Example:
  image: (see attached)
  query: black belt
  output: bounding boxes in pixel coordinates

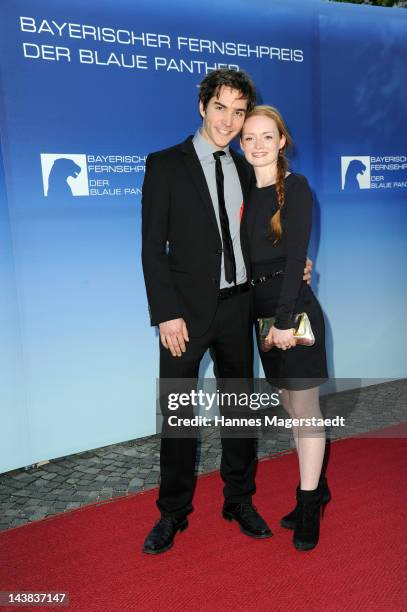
[219,281,250,300]
[250,270,284,286]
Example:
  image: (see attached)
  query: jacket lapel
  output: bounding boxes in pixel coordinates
[230,147,252,211]
[230,147,254,279]
[181,136,221,240]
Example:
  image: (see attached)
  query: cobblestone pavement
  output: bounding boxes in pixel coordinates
[0,379,406,532]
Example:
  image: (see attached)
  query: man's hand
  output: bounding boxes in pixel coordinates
[159,318,189,357]
[303,257,313,285]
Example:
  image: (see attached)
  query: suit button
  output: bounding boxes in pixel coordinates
[216,249,222,255]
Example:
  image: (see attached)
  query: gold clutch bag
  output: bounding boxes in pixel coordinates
[257,312,315,350]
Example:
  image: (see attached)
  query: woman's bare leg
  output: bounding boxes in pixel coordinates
[282,387,325,490]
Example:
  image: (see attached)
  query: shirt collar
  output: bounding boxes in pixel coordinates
[192,128,231,161]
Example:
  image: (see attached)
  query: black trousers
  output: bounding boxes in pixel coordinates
[157,290,256,519]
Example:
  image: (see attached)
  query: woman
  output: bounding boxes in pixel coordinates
[240,105,331,551]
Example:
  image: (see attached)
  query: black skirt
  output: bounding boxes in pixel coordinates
[253,279,328,390]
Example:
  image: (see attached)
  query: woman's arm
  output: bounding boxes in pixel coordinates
[274,175,313,330]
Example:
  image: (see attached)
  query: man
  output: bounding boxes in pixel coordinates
[141,69,310,554]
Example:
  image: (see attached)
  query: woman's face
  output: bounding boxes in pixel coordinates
[240,115,286,168]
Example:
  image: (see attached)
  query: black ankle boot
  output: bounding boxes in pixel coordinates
[293,486,329,551]
[280,474,330,530]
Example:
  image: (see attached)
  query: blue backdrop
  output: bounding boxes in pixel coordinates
[1,0,406,472]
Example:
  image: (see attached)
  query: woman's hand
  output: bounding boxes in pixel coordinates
[265,326,296,351]
[303,257,313,285]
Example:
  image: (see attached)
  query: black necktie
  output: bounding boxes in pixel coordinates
[213,151,237,285]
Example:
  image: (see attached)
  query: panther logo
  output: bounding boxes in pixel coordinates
[344,159,367,191]
[47,158,82,197]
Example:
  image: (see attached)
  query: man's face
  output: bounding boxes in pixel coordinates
[199,86,248,149]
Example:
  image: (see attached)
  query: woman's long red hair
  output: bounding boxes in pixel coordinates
[245,105,293,243]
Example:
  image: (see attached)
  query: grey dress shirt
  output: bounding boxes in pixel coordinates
[192,129,247,289]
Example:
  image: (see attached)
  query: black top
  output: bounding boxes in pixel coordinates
[247,173,312,329]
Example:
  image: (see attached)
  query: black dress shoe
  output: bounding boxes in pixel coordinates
[142,516,188,554]
[222,503,272,539]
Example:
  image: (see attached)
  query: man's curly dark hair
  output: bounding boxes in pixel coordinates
[198,69,257,113]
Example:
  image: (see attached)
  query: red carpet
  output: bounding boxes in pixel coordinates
[1,426,407,611]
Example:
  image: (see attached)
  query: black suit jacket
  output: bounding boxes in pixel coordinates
[141,135,253,337]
